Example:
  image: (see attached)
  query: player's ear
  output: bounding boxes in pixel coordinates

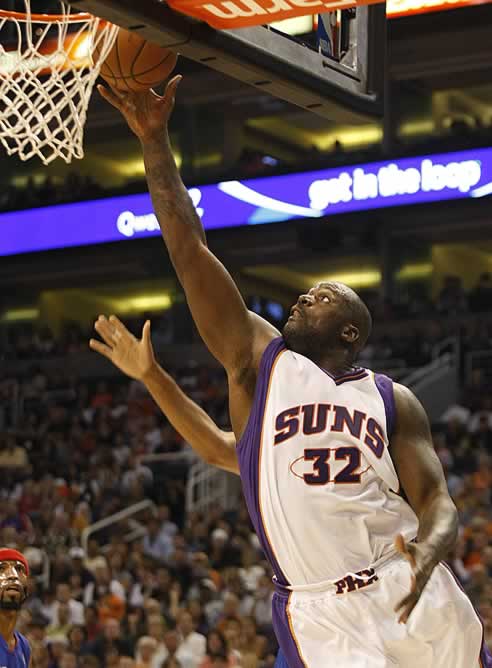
[341,324,359,345]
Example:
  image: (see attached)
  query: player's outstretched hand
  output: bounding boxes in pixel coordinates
[90,315,156,381]
[393,533,437,624]
[97,75,182,143]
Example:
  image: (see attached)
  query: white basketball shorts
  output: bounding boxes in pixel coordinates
[272,552,491,667]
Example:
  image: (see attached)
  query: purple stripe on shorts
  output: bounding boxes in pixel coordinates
[272,590,307,668]
[374,373,396,437]
[441,562,492,667]
[237,336,289,586]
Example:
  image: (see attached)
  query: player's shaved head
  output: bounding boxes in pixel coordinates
[322,282,372,355]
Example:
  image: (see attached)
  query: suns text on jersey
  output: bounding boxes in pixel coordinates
[273,403,385,458]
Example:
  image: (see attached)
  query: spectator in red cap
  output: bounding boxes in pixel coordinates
[0,547,31,666]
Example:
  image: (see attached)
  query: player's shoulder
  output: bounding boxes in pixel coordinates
[392,382,423,408]
[391,382,431,435]
[356,369,394,397]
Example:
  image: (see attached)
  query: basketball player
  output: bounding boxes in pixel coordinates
[0,548,31,666]
[97,78,491,667]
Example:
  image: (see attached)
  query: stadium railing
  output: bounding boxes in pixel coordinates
[186,460,242,516]
[81,499,156,555]
[404,348,459,422]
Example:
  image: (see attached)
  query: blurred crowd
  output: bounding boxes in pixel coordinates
[357,274,492,368]
[3,274,492,373]
[0,313,181,363]
[1,359,274,668]
[1,122,491,214]
[435,367,492,644]
[0,347,489,668]
[0,175,104,213]
[0,324,491,668]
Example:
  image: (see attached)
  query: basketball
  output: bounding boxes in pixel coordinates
[96,28,178,93]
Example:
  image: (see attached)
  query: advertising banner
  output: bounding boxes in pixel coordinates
[1,147,490,257]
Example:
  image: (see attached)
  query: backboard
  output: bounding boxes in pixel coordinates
[68,0,386,122]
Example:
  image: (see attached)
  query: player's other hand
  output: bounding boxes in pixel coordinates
[97,75,181,143]
[90,315,156,381]
[393,533,437,624]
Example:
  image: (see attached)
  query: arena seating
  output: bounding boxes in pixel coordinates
[1,301,491,667]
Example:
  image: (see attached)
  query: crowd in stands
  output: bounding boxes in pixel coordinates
[436,367,492,645]
[1,357,274,668]
[0,175,104,213]
[1,121,490,213]
[1,273,492,667]
[0,314,177,364]
[0,317,490,667]
[3,274,492,373]
[359,274,492,368]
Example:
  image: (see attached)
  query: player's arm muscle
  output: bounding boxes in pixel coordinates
[99,81,277,375]
[142,137,278,375]
[143,364,239,474]
[391,384,458,560]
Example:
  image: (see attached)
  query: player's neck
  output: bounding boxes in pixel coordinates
[313,350,356,376]
[0,611,18,650]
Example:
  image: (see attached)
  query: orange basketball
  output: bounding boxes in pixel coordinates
[96,28,178,92]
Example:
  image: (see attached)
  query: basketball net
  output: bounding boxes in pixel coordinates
[0,1,118,165]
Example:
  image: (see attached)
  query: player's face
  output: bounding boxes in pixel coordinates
[282,283,349,358]
[0,560,28,611]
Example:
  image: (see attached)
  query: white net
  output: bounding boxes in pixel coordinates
[0,1,118,164]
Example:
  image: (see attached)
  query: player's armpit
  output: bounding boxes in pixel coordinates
[391,384,458,558]
[176,242,279,378]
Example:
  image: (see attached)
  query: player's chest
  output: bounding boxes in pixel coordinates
[262,384,387,489]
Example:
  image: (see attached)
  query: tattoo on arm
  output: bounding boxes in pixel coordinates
[142,137,207,252]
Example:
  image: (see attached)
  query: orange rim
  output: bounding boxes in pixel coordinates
[0,8,97,23]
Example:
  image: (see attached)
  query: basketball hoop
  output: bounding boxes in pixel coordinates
[0,1,118,164]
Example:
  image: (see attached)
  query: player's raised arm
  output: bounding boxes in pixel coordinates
[390,384,458,624]
[98,79,278,379]
[90,316,239,474]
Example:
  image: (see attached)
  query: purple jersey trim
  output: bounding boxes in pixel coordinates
[272,590,307,668]
[374,373,396,437]
[333,369,368,385]
[237,336,289,586]
[321,366,369,385]
[273,650,289,668]
[441,562,492,667]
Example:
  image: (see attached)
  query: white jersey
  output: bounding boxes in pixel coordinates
[237,337,419,587]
